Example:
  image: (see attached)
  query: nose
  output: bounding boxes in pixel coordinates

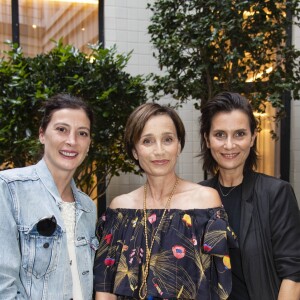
[153,142,165,155]
[66,132,76,146]
[223,137,235,149]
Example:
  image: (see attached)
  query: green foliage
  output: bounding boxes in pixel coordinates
[0,39,148,198]
[147,0,300,116]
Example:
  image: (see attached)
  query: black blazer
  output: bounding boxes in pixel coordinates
[200,171,300,300]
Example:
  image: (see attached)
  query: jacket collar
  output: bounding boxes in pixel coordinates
[239,170,257,248]
[35,159,91,212]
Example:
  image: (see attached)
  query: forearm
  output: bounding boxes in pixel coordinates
[0,181,20,299]
[278,279,300,300]
[95,291,117,300]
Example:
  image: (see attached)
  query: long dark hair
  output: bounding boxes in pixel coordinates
[199,92,258,175]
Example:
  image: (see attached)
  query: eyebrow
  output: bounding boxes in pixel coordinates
[212,128,248,132]
[140,132,176,137]
[54,122,90,132]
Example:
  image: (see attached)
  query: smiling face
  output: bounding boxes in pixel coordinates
[39,108,91,177]
[205,110,256,175]
[133,114,181,177]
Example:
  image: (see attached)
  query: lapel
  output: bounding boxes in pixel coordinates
[239,171,257,249]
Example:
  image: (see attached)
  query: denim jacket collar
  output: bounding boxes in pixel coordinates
[36,159,91,213]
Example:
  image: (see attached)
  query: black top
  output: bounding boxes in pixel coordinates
[218,183,250,300]
[200,171,300,300]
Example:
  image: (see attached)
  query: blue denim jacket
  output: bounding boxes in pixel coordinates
[0,159,99,300]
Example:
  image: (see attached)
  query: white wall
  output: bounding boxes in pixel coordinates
[105,0,300,206]
[105,0,205,203]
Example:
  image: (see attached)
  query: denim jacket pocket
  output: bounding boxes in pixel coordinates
[19,221,63,279]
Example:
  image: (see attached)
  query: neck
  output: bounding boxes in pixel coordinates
[145,174,178,207]
[43,158,75,202]
[218,170,243,187]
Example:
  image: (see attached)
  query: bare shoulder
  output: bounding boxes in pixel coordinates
[109,187,143,209]
[175,180,221,209]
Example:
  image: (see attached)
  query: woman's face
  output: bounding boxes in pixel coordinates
[205,110,256,174]
[39,108,91,176]
[133,114,181,177]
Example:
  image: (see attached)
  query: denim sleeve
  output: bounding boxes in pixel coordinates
[0,178,23,299]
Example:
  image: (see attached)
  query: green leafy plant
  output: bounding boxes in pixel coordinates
[147,0,300,116]
[0,39,148,199]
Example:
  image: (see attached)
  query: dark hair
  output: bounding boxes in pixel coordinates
[124,103,185,168]
[40,94,93,132]
[199,92,258,175]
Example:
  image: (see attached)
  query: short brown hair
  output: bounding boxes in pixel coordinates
[124,103,185,166]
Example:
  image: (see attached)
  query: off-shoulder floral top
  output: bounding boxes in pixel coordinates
[94,207,237,300]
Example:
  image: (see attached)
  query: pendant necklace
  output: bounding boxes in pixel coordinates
[138,177,180,300]
[218,179,238,197]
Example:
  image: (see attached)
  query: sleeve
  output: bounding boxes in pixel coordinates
[202,208,238,298]
[93,210,119,293]
[0,179,23,299]
[269,181,300,281]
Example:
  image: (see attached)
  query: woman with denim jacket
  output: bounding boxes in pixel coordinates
[199,92,300,300]
[0,94,98,299]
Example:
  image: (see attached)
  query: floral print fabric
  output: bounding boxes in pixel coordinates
[94,207,237,300]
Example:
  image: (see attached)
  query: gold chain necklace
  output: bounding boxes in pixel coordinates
[139,177,179,300]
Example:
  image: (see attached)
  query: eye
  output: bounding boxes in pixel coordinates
[79,131,90,137]
[235,130,246,138]
[56,126,67,133]
[163,136,174,144]
[142,138,154,145]
[215,131,226,139]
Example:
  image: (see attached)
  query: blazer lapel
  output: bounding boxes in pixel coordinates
[239,171,257,249]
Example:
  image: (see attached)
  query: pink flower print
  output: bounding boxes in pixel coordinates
[148,213,157,224]
[172,245,186,259]
[191,235,197,246]
[130,249,136,257]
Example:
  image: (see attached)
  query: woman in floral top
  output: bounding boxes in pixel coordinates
[94,103,237,299]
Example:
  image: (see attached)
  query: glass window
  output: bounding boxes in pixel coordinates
[1,0,99,57]
[0,0,12,53]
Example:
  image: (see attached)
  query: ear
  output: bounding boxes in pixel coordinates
[39,128,45,144]
[204,133,210,148]
[250,130,257,147]
[177,142,181,157]
[132,149,138,160]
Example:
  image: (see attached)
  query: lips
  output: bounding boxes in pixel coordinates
[59,150,78,157]
[221,153,239,159]
[152,160,169,165]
